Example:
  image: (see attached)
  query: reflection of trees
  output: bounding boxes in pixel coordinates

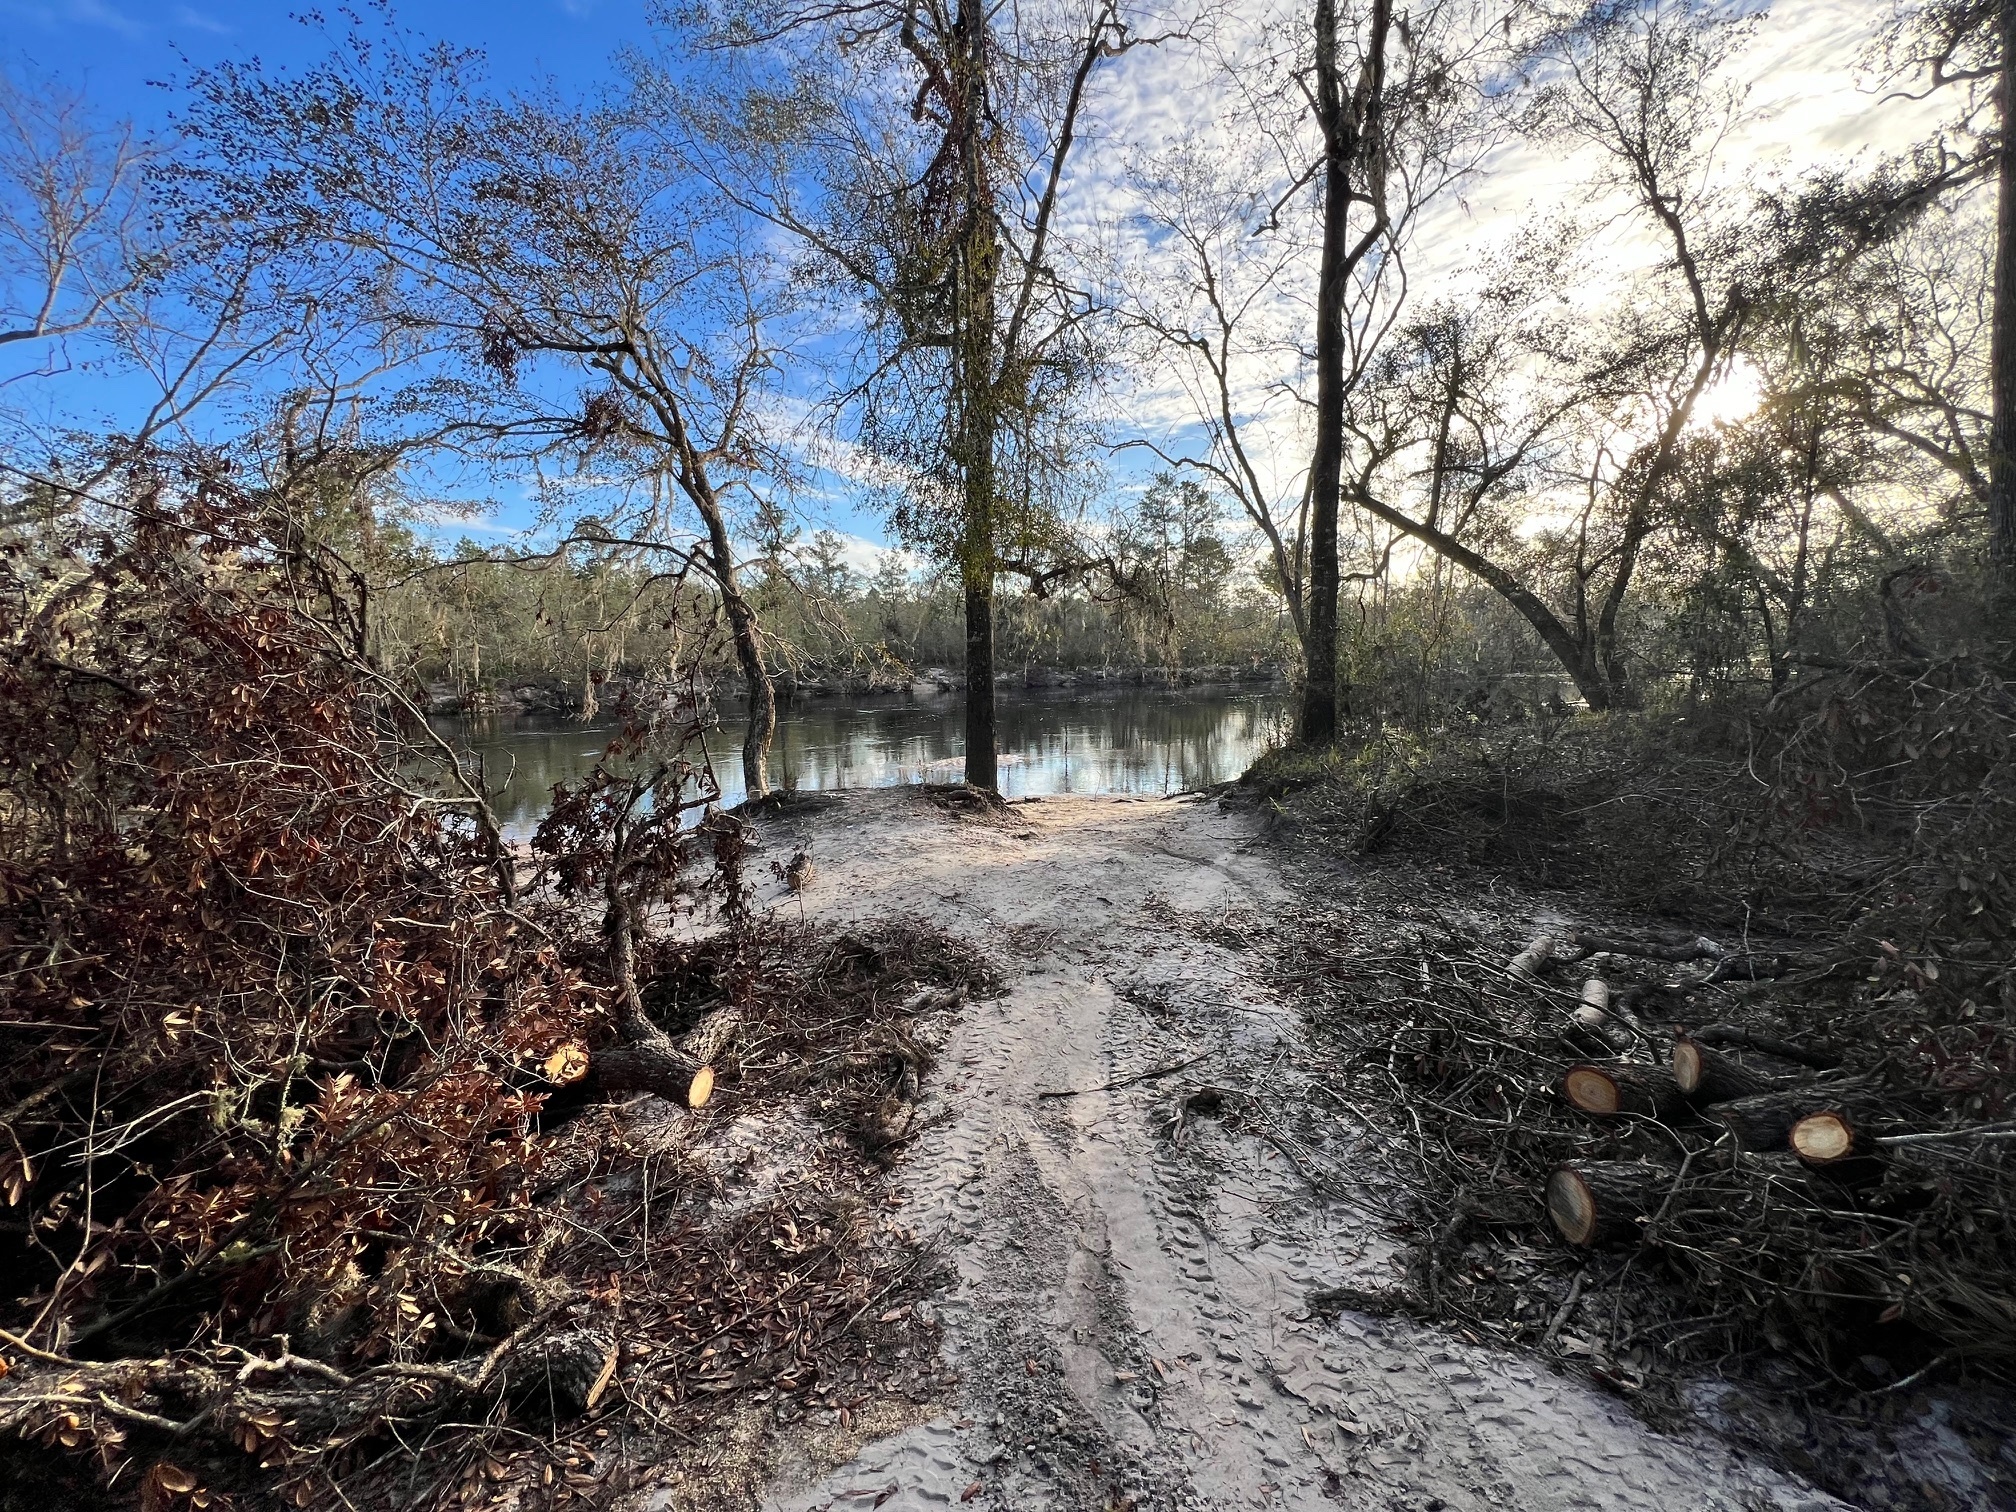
[454,691,1290,819]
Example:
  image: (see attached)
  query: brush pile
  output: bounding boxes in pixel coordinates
[0,470,991,1509]
[1261,650,2016,1397]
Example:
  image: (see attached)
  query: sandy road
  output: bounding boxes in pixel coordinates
[741,788,1842,1512]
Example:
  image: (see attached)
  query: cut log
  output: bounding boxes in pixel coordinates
[1572,931,1722,963]
[1507,934,1555,981]
[1546,1160,1672,1246]
[1559,1063,1689,1121]
[680,1005,741,1068]
[1691,1023,1841,1071]
[1561,979,1636,1057]
[591,1004,740,1104]
[1672,1035,1771,1103]
[1706,1082,1883,1152]
[1790,1112,1862,1169]
[590,1037,702,1098]
[687,1064,716,1109]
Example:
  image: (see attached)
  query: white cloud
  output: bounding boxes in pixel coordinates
[170,6,231,35]
[1069,0,1953,515]
[0,0,146,36]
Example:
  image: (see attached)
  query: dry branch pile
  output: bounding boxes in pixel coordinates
[1271,906,2015,1398]
[1252,654,2016,1407]
[0,473,991,1509]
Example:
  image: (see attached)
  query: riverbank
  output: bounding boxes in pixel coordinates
[619,786,2007,1512]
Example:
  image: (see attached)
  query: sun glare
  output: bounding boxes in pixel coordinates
[1691,358,1765,430]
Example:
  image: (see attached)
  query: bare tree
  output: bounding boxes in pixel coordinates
[1117,136,1318,648]
[1296,0,1397,741]
[0,71,158,366]
[1112,0,1495,739]
[176,39,789,797]
[1876,0,2014,597]
[1,72,298,515]
[1304,1,1753,710]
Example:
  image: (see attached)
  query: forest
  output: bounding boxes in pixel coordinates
[2,0,2013,1507]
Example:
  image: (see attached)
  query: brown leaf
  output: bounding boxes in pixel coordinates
[962,1483,983,1502]
[584,1343,620,1412]
[544,1042,591,1085]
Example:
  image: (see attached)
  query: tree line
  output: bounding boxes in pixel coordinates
[3,0,2009,798]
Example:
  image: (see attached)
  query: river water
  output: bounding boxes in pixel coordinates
[434,683,1290,837]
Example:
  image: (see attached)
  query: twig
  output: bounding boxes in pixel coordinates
[1875,1124,2016,1147]
[1542,1271,1587,1346]
[1876,1350,1953,1395]
[1036,1050,1215,1098]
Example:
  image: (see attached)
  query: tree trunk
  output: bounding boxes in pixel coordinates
[963,559,998,791]
[1546,1160,1670,1247]
[688,483,773,800]
[1992,0,2016,600]
[730,593,776,801]
[1559,1063,1689,1122]
[1706,1082,1886,1153]
[1297,0,1356,747]
[1352,490,1613,710]
[954,0,1002,792]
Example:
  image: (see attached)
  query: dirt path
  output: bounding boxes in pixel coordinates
[740,789,1843,1512]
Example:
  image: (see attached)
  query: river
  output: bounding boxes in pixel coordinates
[433,683,1290,837]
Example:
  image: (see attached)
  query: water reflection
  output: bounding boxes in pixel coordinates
[436,685,1290,837]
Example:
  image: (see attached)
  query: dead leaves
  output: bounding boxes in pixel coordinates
[544,1042,592,1085]
[141,1461,212,1511]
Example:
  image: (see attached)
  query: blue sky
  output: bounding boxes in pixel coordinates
[4,1,643,118]
[4,0,936,568]
[1,0,1963,572]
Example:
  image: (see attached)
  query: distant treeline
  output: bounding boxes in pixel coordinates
[373,478,1302,705]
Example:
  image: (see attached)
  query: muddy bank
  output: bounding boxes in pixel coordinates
[624,786,1979,1512]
